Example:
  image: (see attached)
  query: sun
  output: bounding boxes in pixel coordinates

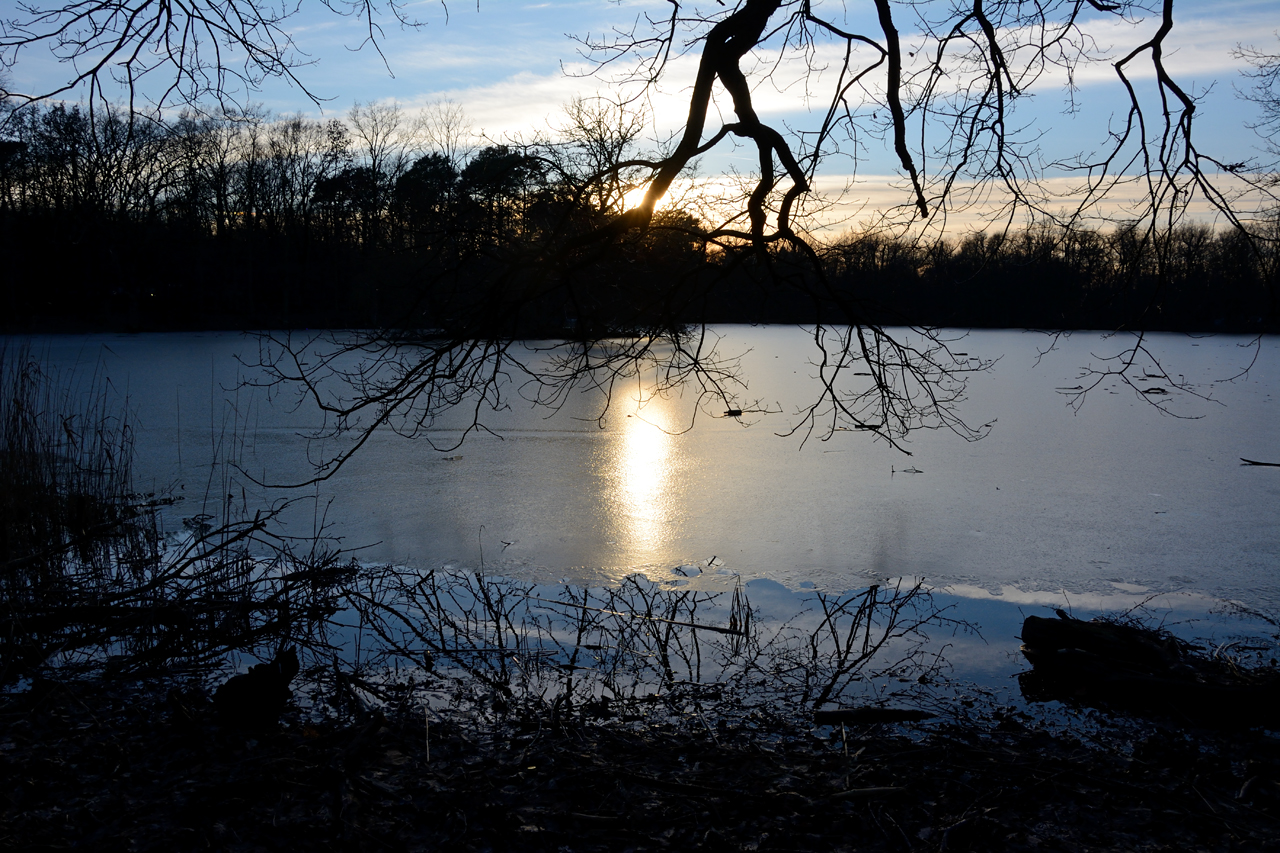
[622,184,669,211]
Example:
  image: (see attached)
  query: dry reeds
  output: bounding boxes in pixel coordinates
[0,344,352,684]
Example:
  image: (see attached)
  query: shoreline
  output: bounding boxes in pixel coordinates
[4,667,1278,851]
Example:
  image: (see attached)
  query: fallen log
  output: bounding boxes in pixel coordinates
[1018,612,1280,727]
[814,707,936,726]
[1020,612,1190,670]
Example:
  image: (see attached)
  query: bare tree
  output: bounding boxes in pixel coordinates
[3,1,1271,483]
[554,96,650,215]
[1236,35,1280,161]
[415,98,474,171]
[0,1,429,115]
[349,99,421,181]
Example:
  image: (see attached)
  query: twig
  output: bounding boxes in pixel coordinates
[830,786,908,799]
[525,596,746,635]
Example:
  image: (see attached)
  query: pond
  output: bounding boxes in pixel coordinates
[22,327,1280,681]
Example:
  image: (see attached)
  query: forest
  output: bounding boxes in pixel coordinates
[2,101,1276,335]
[3,3,1280,848]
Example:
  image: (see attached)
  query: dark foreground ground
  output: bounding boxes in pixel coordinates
[2,677,1277,852]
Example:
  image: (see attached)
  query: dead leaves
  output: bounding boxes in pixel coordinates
[2,677,1277,851]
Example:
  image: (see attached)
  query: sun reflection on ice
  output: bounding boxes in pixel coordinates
[606,388,683,557]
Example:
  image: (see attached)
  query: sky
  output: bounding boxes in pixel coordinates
[6,0,1278,230]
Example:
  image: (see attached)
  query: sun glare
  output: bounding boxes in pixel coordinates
[605,389,681,556]
[622,185,669,211]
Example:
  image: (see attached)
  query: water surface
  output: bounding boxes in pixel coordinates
[26,328,1280,627]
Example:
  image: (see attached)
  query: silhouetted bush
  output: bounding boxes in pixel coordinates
[0,346,353,684]
[0,100,1275,334]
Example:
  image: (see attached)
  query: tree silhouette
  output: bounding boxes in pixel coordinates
[1236,35,1280,160]
[459,145,544,244]
[3,1,1275,481]
[394,152,458,251]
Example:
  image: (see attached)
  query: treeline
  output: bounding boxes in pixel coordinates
[814,222,1278,332]
[0,100,1275,334]
[0,99,705,332]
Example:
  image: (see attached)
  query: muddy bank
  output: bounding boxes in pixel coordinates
[3,675,1278,852]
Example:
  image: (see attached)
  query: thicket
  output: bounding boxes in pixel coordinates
[0,101,1276,334]
[0,344,352,685]
[817,222,1279,332]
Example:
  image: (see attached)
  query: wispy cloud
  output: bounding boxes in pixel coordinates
[804,172,1273,234]
[391,2,1271,143]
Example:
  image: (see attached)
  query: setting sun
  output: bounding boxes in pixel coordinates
[622,184,670,212]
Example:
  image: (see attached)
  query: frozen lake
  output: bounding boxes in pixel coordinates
[22,327,1280,677]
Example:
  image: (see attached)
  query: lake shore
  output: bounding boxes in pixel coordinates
[3,671,1278,852]
[5,330,1278,850]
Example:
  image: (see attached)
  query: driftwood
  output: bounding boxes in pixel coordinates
[814,707,936,726]
[525,595,747,635]
[1019,612,1280,727]
[1021,611,1189,669]
[830,786,909,799]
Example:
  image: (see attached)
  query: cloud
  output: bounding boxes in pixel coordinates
[1025,12,1263,89]
[339,0,1268,216]
[324,0,1272,141]
[732,9,1266,113]
[802,172,1274,233]
[408,66,598,139]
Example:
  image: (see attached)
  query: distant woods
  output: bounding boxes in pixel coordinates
[0,100,1276,335]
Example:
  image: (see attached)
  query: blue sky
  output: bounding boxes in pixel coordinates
[252,1,1277,163]
[8,0,1278,227]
